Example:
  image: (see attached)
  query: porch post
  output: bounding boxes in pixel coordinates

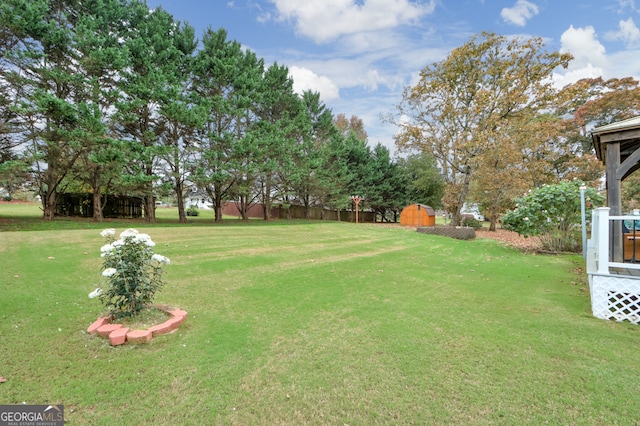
[606,143,623,261]
[595,207,610,274]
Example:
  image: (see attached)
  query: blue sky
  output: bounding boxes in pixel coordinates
[144,0,640,154]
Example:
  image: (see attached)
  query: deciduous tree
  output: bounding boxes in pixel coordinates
[554,76,640,183]
[335,113,367,141]
[395,32,572,226]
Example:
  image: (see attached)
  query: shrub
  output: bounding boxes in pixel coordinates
[90,228,170,319]
[461,216,482,229]
[186,206,199,216]
[501,181,604,253]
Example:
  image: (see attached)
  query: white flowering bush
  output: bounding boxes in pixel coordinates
[91,228,170,319]
[502,181,604,252]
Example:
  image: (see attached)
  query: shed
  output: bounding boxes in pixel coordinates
[400,204,435,227]
[55,193,143,218]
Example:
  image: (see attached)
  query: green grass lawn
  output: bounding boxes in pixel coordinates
[1,204,639,424]
[0,202,238,232]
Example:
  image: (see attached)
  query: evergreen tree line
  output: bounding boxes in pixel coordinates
[0,0,444,222]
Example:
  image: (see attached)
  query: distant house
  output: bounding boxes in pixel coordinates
[461,203,484,221]
[185,189,212,210]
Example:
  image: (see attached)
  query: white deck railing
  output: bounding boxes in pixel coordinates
[590,207,640,273]
[588,207,640,324]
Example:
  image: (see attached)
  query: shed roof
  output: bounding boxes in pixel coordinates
[406,203,435,215]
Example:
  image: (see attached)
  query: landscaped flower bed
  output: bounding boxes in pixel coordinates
[86,228,184,345]
[87,305,188,346]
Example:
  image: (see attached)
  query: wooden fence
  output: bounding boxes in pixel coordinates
[221,202,375,222]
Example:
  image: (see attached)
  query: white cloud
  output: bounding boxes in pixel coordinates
[604,48,640,81]
[553,23,640,88]
[615,0,637,12]
[363,69,383,91]
[287,55,405,94]
[341,29,404,54]
[560,25,607,70]
[267,0,436,43]
[551,63,604,89]
[605,18,640,47]
[288,66,340,101]
[500,0,539,27]
[256,11,272,23]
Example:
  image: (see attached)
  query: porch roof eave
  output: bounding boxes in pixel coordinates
[591,115,640,162]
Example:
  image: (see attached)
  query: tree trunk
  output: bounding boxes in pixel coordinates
[90,167,106,221]
[238,197,249,221]
[143,194,156,222]
[304,195,310,219]
[451,172,472,226]
[42,190,57,221]
[205,187,223,222]
[214,190,223,222]
[487,198,500,231]
[263,177,272,221]
[92,192,104,222]
[214,205,221,222]
[143,161,156,222]
[175,180,187,223]
[283,195,292,220]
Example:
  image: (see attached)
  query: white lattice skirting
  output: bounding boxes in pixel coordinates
[589,274,640,324]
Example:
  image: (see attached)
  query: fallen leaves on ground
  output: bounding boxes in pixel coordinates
[369,223,542,251]
[476,228,541,251]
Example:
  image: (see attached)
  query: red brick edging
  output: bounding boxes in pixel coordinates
[87,306,187,346]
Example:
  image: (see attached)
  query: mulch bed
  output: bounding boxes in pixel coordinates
[369,222,542,252]
[475,228,542,251]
